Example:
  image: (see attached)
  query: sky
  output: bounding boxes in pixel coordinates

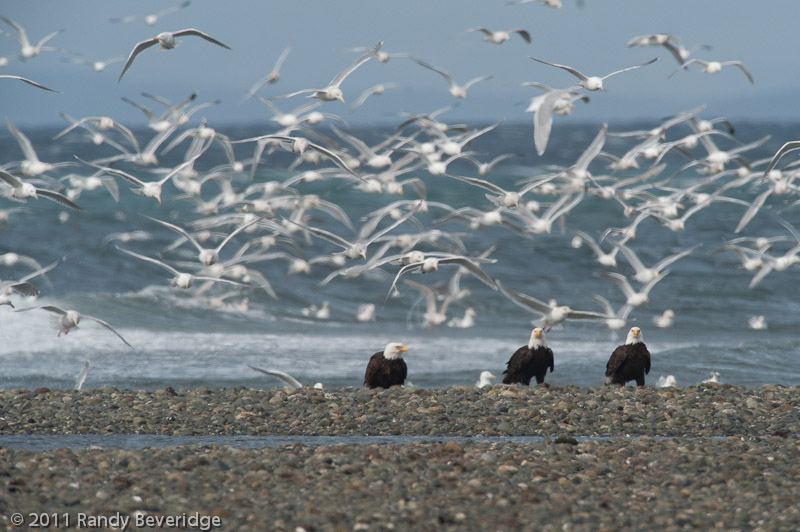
[1,0,799,127]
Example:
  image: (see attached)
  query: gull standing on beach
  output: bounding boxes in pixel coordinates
[476,371,496,388]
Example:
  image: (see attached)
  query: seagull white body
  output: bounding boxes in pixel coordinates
[748,315,767,330]
[357,303,376,322]
[654,309,675,328]
[656,375,677,388]
[469,27,531,45]
[448,307,476,329]
[476,371,496,388]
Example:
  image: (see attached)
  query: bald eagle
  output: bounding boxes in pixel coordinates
[364,342,408,389]
[503,327,554,385]
[605,326,650,386]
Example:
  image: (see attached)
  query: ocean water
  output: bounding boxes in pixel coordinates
[1,122,799,390]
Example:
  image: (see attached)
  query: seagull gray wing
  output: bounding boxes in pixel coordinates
[0,75,58,92]
[463,75,492,90]
[84,315,134,349]
[215,217,264,253]
[468,27,494,37]
[6,120,38,162]
[438,257,496,288]
[116,246,181,276]
[575,123,607,170]
[0,16,27,46]
[496,280,550,314]
[735,189,772,234]
[329,41,380,87]
[448,174,507,195]
[36,188,83,210]
[193,276,248,287]
[147,216,204,253]
[513,29,532,43]
[76,158,146,187]
[156,0,191,18]
[14,304,67,316]
[722,61,754,84]
[248,365,303,390]
[530,57,588,81]
[764,141,800,177]
[565,308,612,320]
[533,89,569,156]
[285,219,354,250]
[0,169,23,188]
[412,58,454,84]
[306,140,361,177]
[172,28,231,49]
[75,360,90,391]
[602,57,658,80]
[403,279,437,314]
[118,37,160,81]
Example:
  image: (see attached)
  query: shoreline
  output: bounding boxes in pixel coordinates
[2,437,798,530]
[1,386,798,529]
[0,384,796,437]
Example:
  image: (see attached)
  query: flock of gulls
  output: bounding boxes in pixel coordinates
[0,1,795,391]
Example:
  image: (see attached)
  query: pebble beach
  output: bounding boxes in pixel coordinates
[0,385,798,530]
[0,385,796,436]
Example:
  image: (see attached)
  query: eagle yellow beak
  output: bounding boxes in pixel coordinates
[399,344,409,353]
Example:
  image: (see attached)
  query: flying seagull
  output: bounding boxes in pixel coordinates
[118,28,231,81]
[530,56,658,91]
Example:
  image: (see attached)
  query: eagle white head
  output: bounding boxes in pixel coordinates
[383,342,409,360]
[626,326,643,345]
[528,327,546,349]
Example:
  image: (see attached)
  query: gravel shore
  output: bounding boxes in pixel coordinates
[0,385,796,436]
[2,386,797,530]
[1,437,798,530]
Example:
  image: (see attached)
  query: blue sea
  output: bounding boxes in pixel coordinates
[1,122,799,390]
